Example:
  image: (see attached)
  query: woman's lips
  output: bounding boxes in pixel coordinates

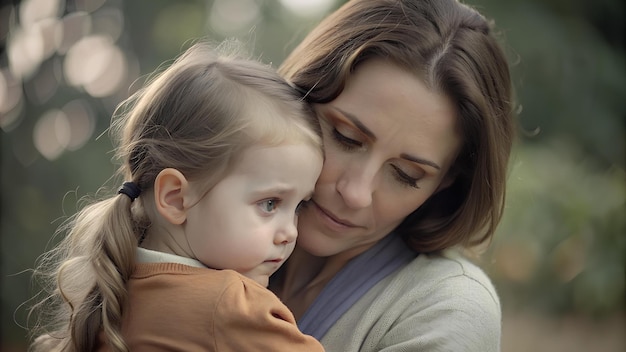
[312,201,360,229]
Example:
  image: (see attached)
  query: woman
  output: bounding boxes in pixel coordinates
[270,0,515,351]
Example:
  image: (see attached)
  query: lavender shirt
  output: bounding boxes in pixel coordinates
[298,234,417,339]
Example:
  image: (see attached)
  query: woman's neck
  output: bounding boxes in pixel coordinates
[275,244,373,320]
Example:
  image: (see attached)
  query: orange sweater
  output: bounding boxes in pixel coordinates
[96,262,323,351]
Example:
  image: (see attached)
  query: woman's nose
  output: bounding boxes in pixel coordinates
[336,164,376,209]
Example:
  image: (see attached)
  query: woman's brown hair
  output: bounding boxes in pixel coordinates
[280,0,515,253]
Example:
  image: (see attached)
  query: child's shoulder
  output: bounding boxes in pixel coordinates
[131,263,272,298]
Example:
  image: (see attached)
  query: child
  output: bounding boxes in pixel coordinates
[28,41,324,352]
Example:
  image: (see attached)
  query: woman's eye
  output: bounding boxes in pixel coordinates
[332,128,362,150]
[258,199,279,213]
[390,165,421,189]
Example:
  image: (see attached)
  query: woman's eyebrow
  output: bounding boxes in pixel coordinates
[400,153,441,170]
[332,106,440,170]
[332,107,377,141]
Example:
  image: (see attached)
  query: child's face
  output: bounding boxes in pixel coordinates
[183,143,323,287]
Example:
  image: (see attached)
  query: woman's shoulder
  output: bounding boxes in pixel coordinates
[396,249,499,302]
[412,249,496,288]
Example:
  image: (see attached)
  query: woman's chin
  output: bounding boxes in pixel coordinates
[296,227,342,257]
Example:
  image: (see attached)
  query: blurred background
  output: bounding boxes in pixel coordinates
[0,0,623,351]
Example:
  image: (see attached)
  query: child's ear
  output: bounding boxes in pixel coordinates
[154,168,190,225]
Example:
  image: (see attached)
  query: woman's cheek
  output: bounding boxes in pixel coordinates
[319,145,345,183]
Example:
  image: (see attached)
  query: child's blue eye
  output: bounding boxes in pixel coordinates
[259,199,279,213]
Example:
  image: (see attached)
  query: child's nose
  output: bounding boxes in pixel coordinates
[275,218,298,245]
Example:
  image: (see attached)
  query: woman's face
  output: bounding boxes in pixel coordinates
[296,59,462,258]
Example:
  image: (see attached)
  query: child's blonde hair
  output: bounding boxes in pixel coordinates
[28,40,322,352]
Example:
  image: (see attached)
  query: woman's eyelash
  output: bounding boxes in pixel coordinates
[332,129,362,149]
[328,122,421,189]
[390,165,420,189]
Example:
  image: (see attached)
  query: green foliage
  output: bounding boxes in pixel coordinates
[488,139,625,316]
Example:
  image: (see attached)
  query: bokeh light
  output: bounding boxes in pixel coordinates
[63,35,128,97]
[551,236,588,283]
[0,68,24,131]
[33,108,71,160]
[279,0,335,17]
[18,0,63,27]
[209,0,260,35]
[56,11,93,55]
[61,99,96,151]
[7,25,46,79]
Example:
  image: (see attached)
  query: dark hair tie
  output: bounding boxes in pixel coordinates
[118,182,141,201]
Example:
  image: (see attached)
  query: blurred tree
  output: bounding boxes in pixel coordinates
[487,140,625,316]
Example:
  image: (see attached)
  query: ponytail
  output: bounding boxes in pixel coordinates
[30,190,141,352]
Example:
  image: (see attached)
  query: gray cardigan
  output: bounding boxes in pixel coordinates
[304,237,501,352]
